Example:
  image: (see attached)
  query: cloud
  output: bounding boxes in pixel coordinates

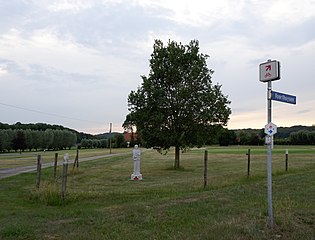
[1,0,315,133]
[264,0,315,25]
[135,0,248,27]
[45,0,95,13]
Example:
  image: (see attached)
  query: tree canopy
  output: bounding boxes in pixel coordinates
[124,39,231,168]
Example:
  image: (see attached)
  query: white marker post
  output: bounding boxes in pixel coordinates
[62,153,69,200]
[260,59,280,228]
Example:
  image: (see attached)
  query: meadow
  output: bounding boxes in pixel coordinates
[0,146,314,239]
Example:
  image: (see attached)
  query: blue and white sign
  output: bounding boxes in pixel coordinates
[265,122,277,136]
[271,91,296,105]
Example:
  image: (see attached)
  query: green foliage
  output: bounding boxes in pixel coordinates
[80,133,126,149]
[0,121,94,144]
[218,128,237,146]
[276,125,315,138]
[234,126,315,146]
[290,130,315,145]
[114,134,126,148]
[124,39,231,167]
[0,129,77,152]
[11,130,27,153]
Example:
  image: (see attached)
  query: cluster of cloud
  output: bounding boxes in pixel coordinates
[1,0,314,133]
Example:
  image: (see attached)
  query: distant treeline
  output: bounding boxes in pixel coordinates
[0,129,77,152]
[80,134,126,149]
[0,122,94,143]
[0,122,126,152]
[232,125,315,146]
[1,122,315,151]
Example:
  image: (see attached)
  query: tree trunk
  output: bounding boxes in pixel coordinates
[174,146,180,169]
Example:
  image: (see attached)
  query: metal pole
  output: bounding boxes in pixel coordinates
[267,80,274,228]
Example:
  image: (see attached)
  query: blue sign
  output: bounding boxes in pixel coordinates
[271,91,296,105]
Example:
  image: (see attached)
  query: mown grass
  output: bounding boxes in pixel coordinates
[0,146,314,239]
[0,148,131,169]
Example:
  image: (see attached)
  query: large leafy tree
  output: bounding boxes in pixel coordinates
[124,39,231,168]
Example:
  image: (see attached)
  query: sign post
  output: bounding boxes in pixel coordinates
[266,80,274,228]
[260,59,296,228]
[260,59,280,228]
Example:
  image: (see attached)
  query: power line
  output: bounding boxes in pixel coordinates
[0,102,105,124]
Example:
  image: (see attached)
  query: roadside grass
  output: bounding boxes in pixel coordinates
[0,148,131,169]
[0,146,314,239]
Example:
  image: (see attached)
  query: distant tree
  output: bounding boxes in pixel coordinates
[124,39,231,168]
[11,130,27,153]
[290,130,315,145]
[0,130,7,151]
[43,129,54,149]
[25,129,33,151]
[248,132,261,145]
[4,129,14,152]
[0,123,10,130]
[80,138,88,149]
[308,132,315,145]
[87,139,93,148]
[218,128,237,146]
[65,131,77,149]
[92,139,100,148]
[114,134,125,148]
[32,130,42,151]
[100,139,107,148]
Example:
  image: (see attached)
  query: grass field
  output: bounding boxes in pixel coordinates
[0,146,314,239]
[0,148,131,169]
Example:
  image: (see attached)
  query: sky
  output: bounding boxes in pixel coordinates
[1,0,315,134]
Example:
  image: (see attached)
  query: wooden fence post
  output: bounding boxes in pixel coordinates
[54,153,58,180]
[73,148,79,169]
[61,154,69,200]
[204,150,208,189]
[285,149,289,172]
[36,155,42,189]
[246,149,251,177]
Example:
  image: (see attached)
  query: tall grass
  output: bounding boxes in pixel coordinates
[0,146,314,239]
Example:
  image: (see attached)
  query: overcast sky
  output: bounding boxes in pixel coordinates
[1,0,315,134]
